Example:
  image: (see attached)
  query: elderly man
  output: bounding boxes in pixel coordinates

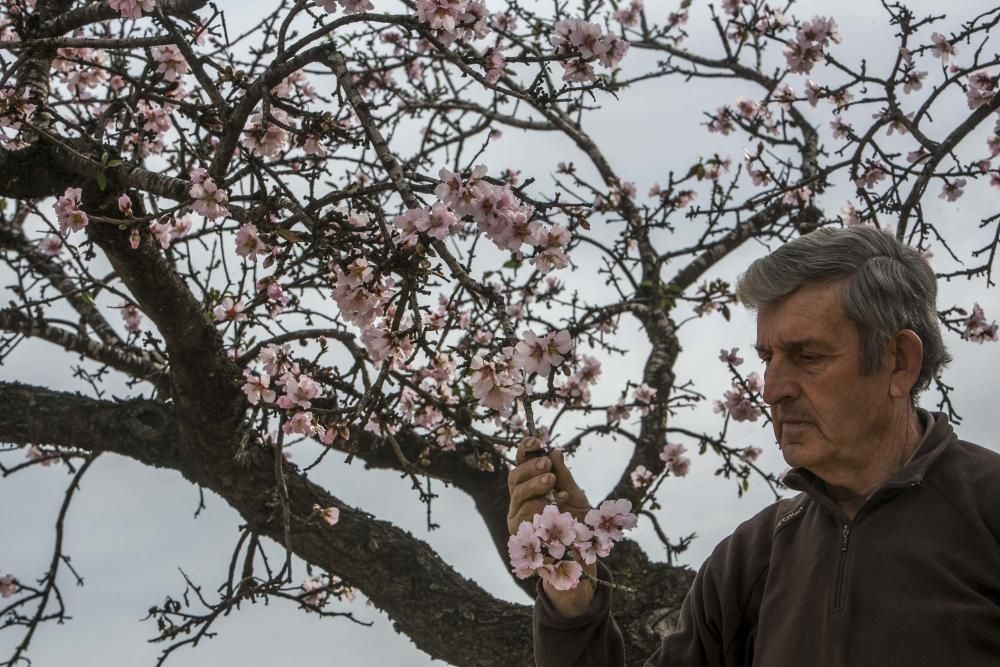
[507,226,1000,666]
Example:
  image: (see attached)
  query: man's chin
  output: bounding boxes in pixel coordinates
[778,440,810,468]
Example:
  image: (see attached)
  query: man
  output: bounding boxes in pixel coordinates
[507,226,1000,666]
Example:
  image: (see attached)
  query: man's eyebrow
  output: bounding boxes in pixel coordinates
[753,338,834,355]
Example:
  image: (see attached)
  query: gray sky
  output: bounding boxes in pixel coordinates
[2,1,999,665]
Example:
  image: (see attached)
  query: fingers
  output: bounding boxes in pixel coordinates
[508,469,557,510]
[507,453,556,534]
[507,453,550,493]
[514,436,544,466]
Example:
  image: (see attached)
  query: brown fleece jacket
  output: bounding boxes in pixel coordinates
[533,412,1000,666]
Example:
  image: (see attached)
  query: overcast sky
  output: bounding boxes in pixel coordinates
[2,1,1000,665]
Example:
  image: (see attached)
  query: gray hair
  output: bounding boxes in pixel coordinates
[735,225,950,399]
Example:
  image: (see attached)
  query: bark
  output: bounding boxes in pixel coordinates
[0,381,695,667]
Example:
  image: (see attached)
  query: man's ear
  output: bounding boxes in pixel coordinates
[888,329,923,398]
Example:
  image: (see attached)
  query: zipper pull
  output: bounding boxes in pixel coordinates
[840,524,851,552]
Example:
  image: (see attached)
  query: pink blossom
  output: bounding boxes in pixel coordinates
[37,234,63,256]
[116,194,133,216]
[341,0,374,14]
[468,355,524,413]
[615,0,643,27]
[415,202,462,240]
[719,347,743,366]
[303,134,327,157]
[235,223,270,259]
[259,343,291,376]
[584,499,637,542]
[148,219,174,249]
[120,301,142,333]
[107,0,156,19]
[930,32,956,63]
[301,575,329,607]
[741,446,763,463]
[0,86,36,137]
[533,504,578,559]
[361,325,414,366]
[242,369,276,405]
[314,504,341,526]
[538,559,583,591]
[830,117,853,140]
[213,296,247,322]
[630,465,654,488]
[415,0,467,33]
[54,187,88,234]
[719,385,762,422]
[0,575,16,598]
[189,168,229,220]
[607,402,630,425]
[633,383,657,408]
[854,162,887,190]
[392,208,429,247]
[331,269,393,327]
[507,521,544,578]
[242,110,289,158]
[782,186,813,206]
[939,179,966,202]
[151,44,188,82]
[512,329,572,377]
[435,165,487,216]
[277,374,323,409]
[27,445,56,467]
[962,303,998,344]
[282,410,316,436]
[530,224,570,273]
[902,70,926,94]
[484,47,506,84]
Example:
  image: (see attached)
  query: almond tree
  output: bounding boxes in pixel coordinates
[1,1,998,665]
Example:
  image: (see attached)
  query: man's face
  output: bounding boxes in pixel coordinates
[755,282,894,478]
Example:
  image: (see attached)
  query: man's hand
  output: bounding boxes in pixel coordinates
[507,437,597,617]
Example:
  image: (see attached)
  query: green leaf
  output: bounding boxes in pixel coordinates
[97,172,107,191]
[502,258,521,270]
[106,159,124,168]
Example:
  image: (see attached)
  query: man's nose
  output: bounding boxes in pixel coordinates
[761,359,797,406]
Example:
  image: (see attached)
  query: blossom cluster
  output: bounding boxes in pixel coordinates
[148,214,192,250]
[0,86,35,149]
[420,165,570,272]
[241,344,350,446]
[414,0,490,45]
[962,303,999,344]
[507,500,637,590]
[107,0,156,20]
[316,0,374,16]
[551,18,629,83]
[189,167,229,220]
[714,372,764,422]
[783,16,840,75]
[242,109,290,158]
[660,442,692,477]
[151,44,189,82]
[554,354,602,407]
[0,574,16,598]
[54,187,88,234]
[330,258,396,328]
[235,223,272,260]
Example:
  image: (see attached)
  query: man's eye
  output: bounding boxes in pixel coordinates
[797,353,820,363]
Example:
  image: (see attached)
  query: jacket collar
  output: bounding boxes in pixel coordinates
[782,410,955,511]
